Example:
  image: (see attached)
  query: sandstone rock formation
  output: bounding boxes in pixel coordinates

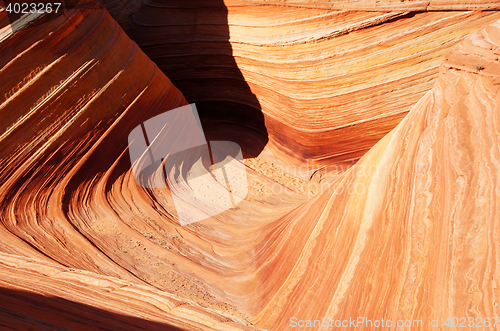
[100,0,141,31]
[0,253,261,330]
[129,1,500,173]
[249,21,500,329]
[1,1,500,331]
[225,0,500,11]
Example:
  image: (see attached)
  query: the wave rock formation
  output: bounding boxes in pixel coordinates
[1,1,500,330]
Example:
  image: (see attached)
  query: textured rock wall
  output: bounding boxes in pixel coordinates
[0,252,261,330]
[225,0,500,11]
[129,1,500,171]
[1,2,500,331]
[0,4,186,272]
[248,21,500,328]
[0,4,270,329]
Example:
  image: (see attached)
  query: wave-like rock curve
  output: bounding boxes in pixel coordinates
[1,2,500,331]
[250,20,500,329]
[129,1,500,170]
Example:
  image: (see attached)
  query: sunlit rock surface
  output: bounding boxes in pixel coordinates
[129,1,500,170]
[1,1,500,331]
[0,253,261,330]
[250,21,500,329]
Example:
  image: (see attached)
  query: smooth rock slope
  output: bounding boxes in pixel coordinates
[1,2,500,331]
[129,1,500,171]
[248,20,500,329]
[0,4,261,330]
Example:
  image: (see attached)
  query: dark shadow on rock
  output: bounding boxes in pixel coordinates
[0,287,186,331]
[128,0,268,158]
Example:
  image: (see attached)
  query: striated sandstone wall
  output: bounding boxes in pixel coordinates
[247,20,500,328]
[129,1,500,172]
[1,2,500,331]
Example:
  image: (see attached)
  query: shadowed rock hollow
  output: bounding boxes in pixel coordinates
[1,1,500,330]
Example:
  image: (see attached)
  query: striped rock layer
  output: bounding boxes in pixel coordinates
[129,1,500,172]
[0,4,261,330]
[1,2,500,331]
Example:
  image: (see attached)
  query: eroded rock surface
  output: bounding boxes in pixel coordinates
[1,2,500,331]
[129,1,500,170]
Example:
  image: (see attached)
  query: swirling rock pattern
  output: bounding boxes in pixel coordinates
[1,2,500,331]
[249,21,500,329]
[0,252,261,330]
[129,1,500,171]
[0,3,302,329]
